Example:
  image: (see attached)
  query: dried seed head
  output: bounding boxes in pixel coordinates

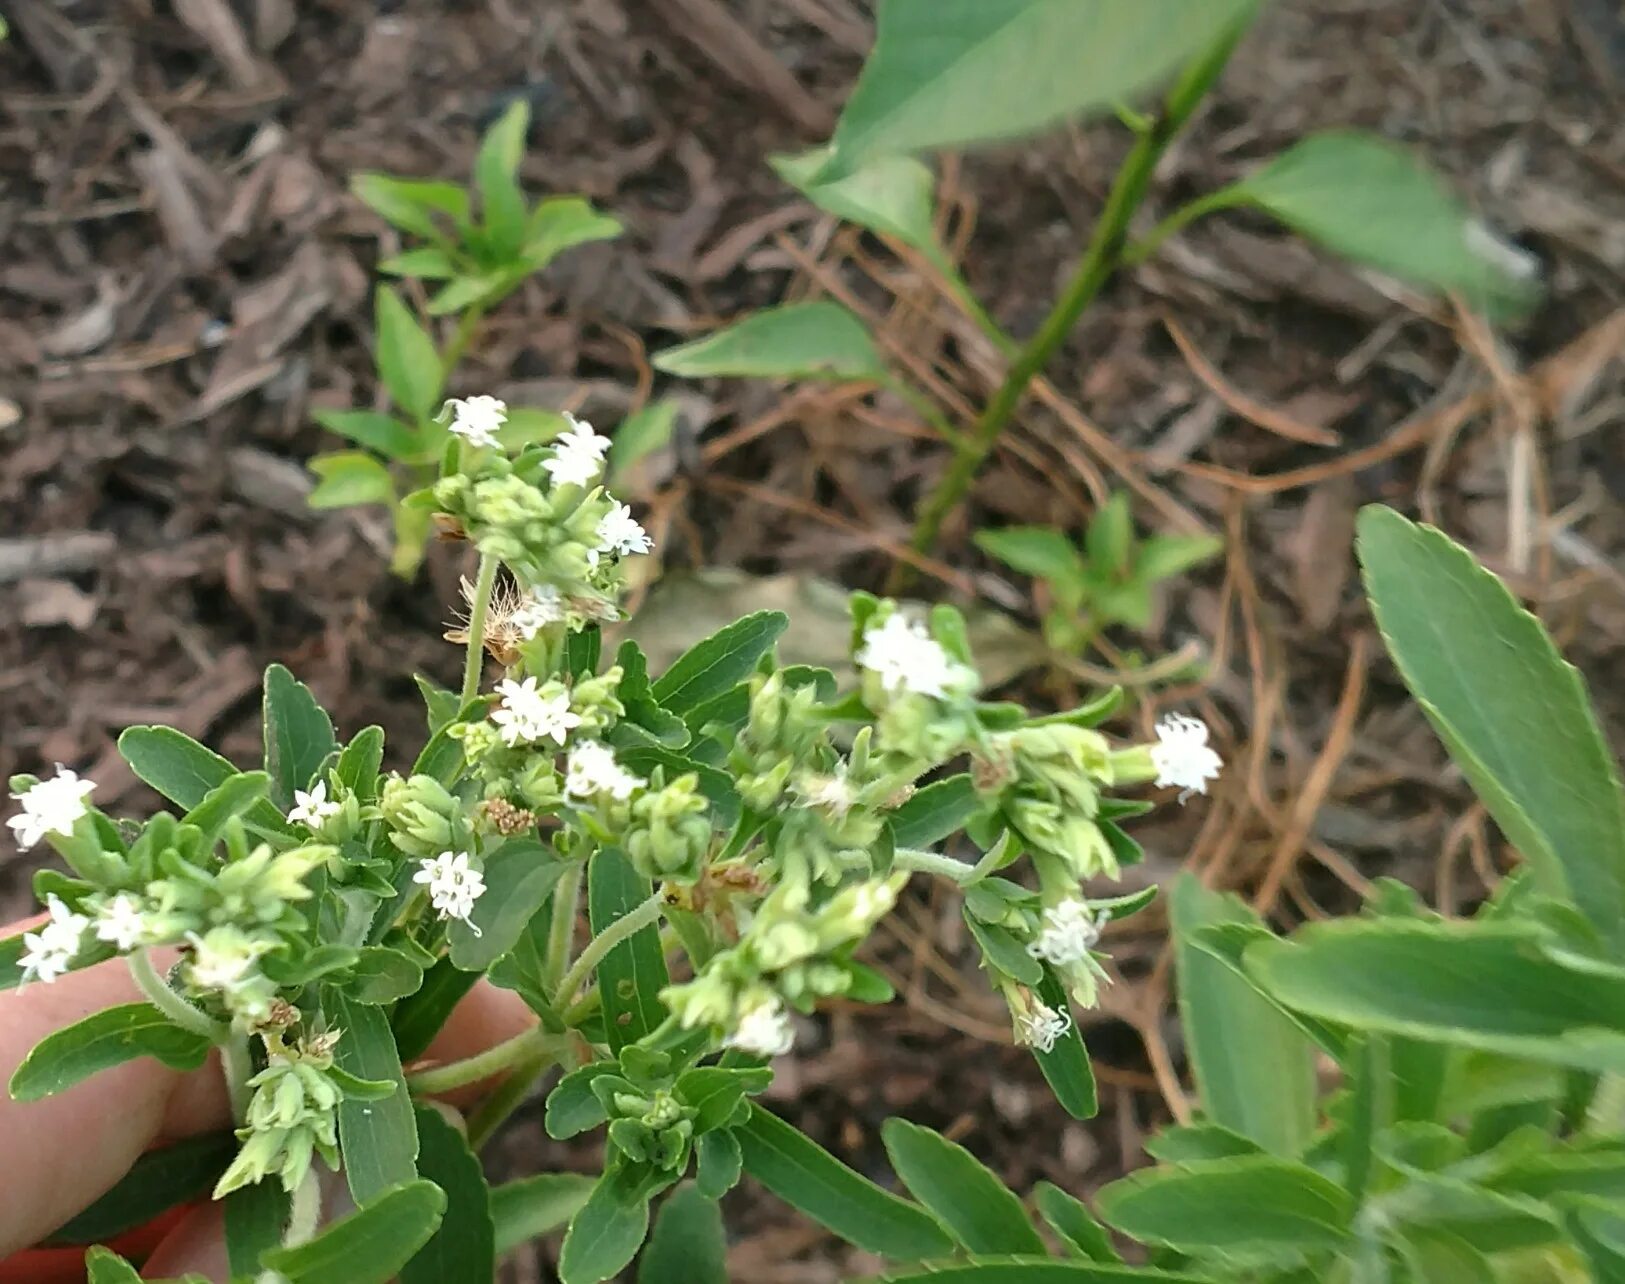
[482,797,537,836]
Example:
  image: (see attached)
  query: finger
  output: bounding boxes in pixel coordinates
[139,1200,229,1281]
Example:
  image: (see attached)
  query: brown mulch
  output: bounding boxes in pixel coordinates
[4,0,1625,1279]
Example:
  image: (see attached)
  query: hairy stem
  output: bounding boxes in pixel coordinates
[404,1025,565,1095]
[894,846,976,886]
[466,1050,558,1151]
[890,29,1245,591]
[282,1168,322,1249]
[542,862,583,993]
[554,890,666,1008]
[222,1030,254,1126]
[459,553,499,704]
[128,949,228,1043]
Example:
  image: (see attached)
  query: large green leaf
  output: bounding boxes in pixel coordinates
[1230,134,1538,316]
[653,302,884,383]
[327,990,418,1204]
[881,1119,1045,1254]
[44,1133,234,1246]
[559,1168,651,1284]
[9,1004,212,1100]
[772,149,946,266]
[523,197,622,270]
[650,610,788,717]
[1170,876,1316,1156]
[1247,919,1625,1073]
[307,452,395,511]
[401,1107,493,1284]
[588,848,668,1051]
[974,527,1087,586]
[447,839,568,971]
[735,1104,952,1259]
[261,664,338,810]
[1357,506,1625,948]
[374,288,443,422]
[260,1180,446,1284]
[1032,968,1098,1122]
[118,726,293,841]
[491,1172,596,1254]
[823,0,1260,176]
[891,774,986,849]
[639,1183,727,1284]
[474,100,529,257]
[1096,1154,1353,1253]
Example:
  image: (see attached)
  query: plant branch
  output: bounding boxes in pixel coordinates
[222,1030,254,1126]
[895,846,976,886]
[554,890,666,1007]
[543,862,583,994]
[129,949,228,1043]
[282,1169,322,1249]
[459,552,499,704]
[404,1025,565,1095]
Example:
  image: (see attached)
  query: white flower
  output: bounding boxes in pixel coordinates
[94,894,149,953]
[18,896,89,987]
[725,996,795,1058]
[1150,713,1222,801]
[1014,999,1071,1054]
[510,585,565,638]
[8,766,96,850]
[492,677,582,747]
[855,613,965,699]
[593,502,652,563]
[414,850,486,929]
[1027,899,1102,966]
[288,780,342,829]
[186,931,261,991]
[797,769,856,817]
[445,395,507,448]
[564,742,644,802]
[542,414,610,487]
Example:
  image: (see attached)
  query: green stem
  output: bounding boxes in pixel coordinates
[1122,188,1242,267]
[459,553,499,704]
[895,846,976,886]
[282,1169,322,1249]
[891,27,1244,591]
[542,863,583,993]
[404,1025,564,1095]
[440,304,487,380]
[222,1030,254,1126]
[129,949,228,1043]
[466,1051,556,1151]
[554,890,666,1008]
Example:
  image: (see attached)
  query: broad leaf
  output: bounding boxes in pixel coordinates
[824,0,1260,176]
[772,149,945,264]
[523,197,622,269]
[559,1168,651,1284]
[491,1172,595,1254]
[975,527,1086,585]
[891,774,985,849]
[448,840,568,971]
[308,452,395,510]
[474,101,528,257]
[312,410,418,461]
[374,288,443,422]
[181,771,271,849]
[392,957,480,1062]
[401,1107,494,1284]
[44,1133,234,1246]
[262,664,338,810]
[653,302,884,383]
[327,990,418,1204]
[639,1183,727,1283]
[260,1179,446,1284]
[84,1249,143,1284]
[118,726,292,840]
[882,1118,1045,1254]
[650,610,788,717]
[336,725,386,801]
[10,1004,212,1100]
[588,848,668,1051]
[1033,1181,1121,1263]
[735,1104,953,1259]
[350,175,468,240]
[1358,506,1625,949]
[1170,876,1316,1156]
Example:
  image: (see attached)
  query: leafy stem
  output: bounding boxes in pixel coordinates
[460,552,500,704]
[554,889,667,1007]
[128,949,229,1044]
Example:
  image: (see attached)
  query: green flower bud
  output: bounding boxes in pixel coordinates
[380,773,463,858]
[624,773,712,884]
[214,1050,344,1197]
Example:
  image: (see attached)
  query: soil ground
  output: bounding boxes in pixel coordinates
[3,0,1624,1279]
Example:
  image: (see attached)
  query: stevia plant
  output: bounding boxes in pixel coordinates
[3,402,1222,1283]
[651,0,1539,591]
[311,101,621,574]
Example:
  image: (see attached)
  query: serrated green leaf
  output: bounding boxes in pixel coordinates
[261,1179,446,1284]
[881,1118,1044,1254]
[448,840,568,970]
[639,1183,727,1284]
[9,1003,212,1101]
[650,610,788,717]
[375,288,443,422]
[401,1107,494,1284]
[45,1133,234,1246]
[1357,506,1625,949]
[327,990,418,1204]
[492,1172,596,1254]
[1033,1181,1121,1263]
[975,526,1088,585]
[559,1168,651,1284]
[1097,1154,1352,1253]
[1143,1121,1265,1164]
[695,1128,743,1200]
[348,946,424,1005]
[84,1248,143,1284]
[588,849,668,1052]
[654,302,884,382]
[312,410,419,461]
[262,663,338,810]
[180,770,271,848]
[824,0,1260,177]
[546,1063,615,1140]
[735,1104,953,1259]
[336,725,386,801]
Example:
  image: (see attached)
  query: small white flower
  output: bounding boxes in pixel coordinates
[288,780,342,829]
[94,893,149,953]
[594,502,652,563]
[855,613,965,699]
[18,895,89,987]
[797,769,856,817]
[1027,899,1102,966]
[492,677,582,747]
[564,742,644,802]
[186,931,261,991]
[1150,713,1223,801]
[8,766,96,850]
[1014,999,1071,1054]
[414,850,486,929]
[542,414,610,488]
[725,996,795,1058]
[445,395,507,448]
[510,585,565,638]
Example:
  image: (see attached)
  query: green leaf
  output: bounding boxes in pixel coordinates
[522,196,622,269]
[44,1133,234,1246]
[965,912,1042,986]
[588,849,669,1051]
[1135,533,1223,584]
[824,0,1260,177]
[735,1104,953,1259]
[224,1181,289,1277]
[653,302,884,383]
[1170,875,1317,1156]
[608,398,681,489]
[308,452,395,510]
[882,1118,1044,1254]
[377,246,458,280]
[448,840,568,971]
[559,1169,651,1284]
[853,1263,1211,1283]
[546,1063,615,1140]
[1571,1197,1625,1284]
[474,100,529,256]
[695,1128,743,1199]
[327,989,419,1204]
[9,1004,212,1101]
[1096,1154,1353,1253]
[1357,505,1625,949]
[491,1172,596,1254]
[180,771,271,848]
[1489,1149,1625,1202]
[392,957,480,1062]
[261,1179,446,1284]
[640,1183,727,1284]
[261,663,338,810]
[350,175,468,240]
[426,272,508,317]
[1032,968,1098,1121]
[650,610,788,716]
[118,726,293,840]
[84,1248,143,1284]
[1246,919,1625,1074]
[401,1107,493,1284]
[336,725,386,801]
[312,409,419,461]
[1231,133,1539,317]
[375,288,443,422]
[891,775,985,849]
[1033,1181,1121,1263]
[348,947,425,1005]
[1396,1228,1498,1284]
[772,149,946,262]
[975,526,1087,585]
